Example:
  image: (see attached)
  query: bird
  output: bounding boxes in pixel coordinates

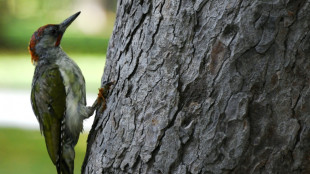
[29,11,113,174]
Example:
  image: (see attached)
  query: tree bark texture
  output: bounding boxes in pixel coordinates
[83,0,310,173]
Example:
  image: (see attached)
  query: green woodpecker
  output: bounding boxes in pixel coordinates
[29,12,113,174]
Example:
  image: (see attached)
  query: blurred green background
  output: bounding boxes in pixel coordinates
[0,0,117,173]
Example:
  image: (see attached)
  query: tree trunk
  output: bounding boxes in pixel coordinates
[82,0,310,173]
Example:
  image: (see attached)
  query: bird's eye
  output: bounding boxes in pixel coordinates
[51,29,57,34]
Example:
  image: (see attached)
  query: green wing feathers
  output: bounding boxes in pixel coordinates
[31,66,66,165]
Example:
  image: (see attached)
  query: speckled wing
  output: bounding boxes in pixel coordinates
[31,65,66,165]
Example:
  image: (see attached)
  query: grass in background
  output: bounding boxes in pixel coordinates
[0,54,106,94]
[0,127,89,174]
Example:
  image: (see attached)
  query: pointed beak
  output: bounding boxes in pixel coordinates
[55,11,80,46]
[59,11,81,33]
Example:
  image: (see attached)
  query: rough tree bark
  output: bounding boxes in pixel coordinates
[82,0,310,173]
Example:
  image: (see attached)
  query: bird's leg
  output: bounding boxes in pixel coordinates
[83,81,114,119]
[84,99,99,118]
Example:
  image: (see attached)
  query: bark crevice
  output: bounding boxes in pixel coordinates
[83,0,310,173]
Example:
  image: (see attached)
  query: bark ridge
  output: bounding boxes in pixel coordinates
[83,0,310,173]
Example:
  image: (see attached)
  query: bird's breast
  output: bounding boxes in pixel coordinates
[56,57,86,139]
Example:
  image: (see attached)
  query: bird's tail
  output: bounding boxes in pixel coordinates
[57,165,61,174]
[56,117,75,174]
[59,143,75,174]
[55,145,75,174]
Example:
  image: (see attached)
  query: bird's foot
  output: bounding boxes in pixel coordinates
[97,89,107,111]
[97,81,115,112]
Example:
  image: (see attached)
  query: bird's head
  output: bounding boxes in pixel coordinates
[28,11,80,65]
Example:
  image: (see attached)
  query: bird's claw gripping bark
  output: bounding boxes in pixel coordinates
[97,81,114,112]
